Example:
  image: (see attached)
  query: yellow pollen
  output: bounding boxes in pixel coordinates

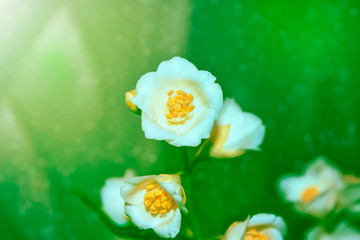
[165,89,195,123]
[143,183,175,216]
[244,228,268,240]
[167,90,174,96]
[301,186,321,204]
[145,199,152,208]
[154,189,163,196]
[162,201,168,208]
[146,184,155,190]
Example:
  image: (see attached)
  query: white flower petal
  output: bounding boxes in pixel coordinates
[156,177,187,213]
[296,190,337,218]
[120,175,155,205]
[306,159,344,190]
[280,175,324,202]
[224,113,265,150]
[154,208,181,238]
[132,72,157,119]
[141,112,178,141]
[211,98,265,157]
[224,218,250,240]
[260,228,284,240]
[168,111,216,147]
[124,203,164,229]
[101,178,128,225]
[249,214,287,235]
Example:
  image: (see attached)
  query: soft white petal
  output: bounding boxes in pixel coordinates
[156,178,181,197]
[306,158,344,189]
[224,114,265,150]
[124,203,164,229]
[141,112,179,141]
[132,72,157,119]
[156,177,187,213]
[260,228,284,240]
[215,98,265,152]
[155,56,199,81]
[249,214,286,235]
[168,110,216,147]
[101,178,128,225]
[279,175,324,202]
[224,218,250,240]
[154,208,181,238]
[296,190,337,218]
[120,175,155,205]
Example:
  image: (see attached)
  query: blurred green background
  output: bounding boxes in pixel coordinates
[1,0,359,239]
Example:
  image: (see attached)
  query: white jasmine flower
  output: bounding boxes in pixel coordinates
[120,174,187,238]
[307,222,360,240]
[101,169,136,225]
[210,98,265,158]
[279,158,345,218]
[224,214,286,240]
[131,56,223,147]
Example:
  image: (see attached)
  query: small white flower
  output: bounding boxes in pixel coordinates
[101,169,136,225]
[131,56,223,147]
[307,222,360,240]
[224,214,286,240]
[120,174,187,238]
[210,98,265,158]
[279,157,345,218]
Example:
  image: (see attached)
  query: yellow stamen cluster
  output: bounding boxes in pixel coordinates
[301,186,320,204]
[144,183,174,215]
[244,228,268,240]
[165,90,195,123]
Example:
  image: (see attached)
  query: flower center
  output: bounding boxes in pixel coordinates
[144,183,175,215]
[301,186,320,204]
[165,90,195,123]
[244,228,268,240]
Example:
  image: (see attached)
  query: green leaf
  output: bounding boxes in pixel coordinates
[72,190,160,240]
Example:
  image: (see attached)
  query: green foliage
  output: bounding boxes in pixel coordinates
[1,0,360,239]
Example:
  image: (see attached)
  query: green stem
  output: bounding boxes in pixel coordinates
[179,147,205,239]
[182,176,202,239]
[181,147,191,174]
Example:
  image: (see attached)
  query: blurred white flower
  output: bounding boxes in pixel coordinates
[338,175,360,213]
[120,174,187,238]
[101,169,136,225]
[210,98,265,158]
[224,214,286,240]
[131,56,223,147]
[279,158,345,218]
[307,222,360,240]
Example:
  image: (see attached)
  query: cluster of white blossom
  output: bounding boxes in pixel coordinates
[279,157,360,239]
[95,57,359,239]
